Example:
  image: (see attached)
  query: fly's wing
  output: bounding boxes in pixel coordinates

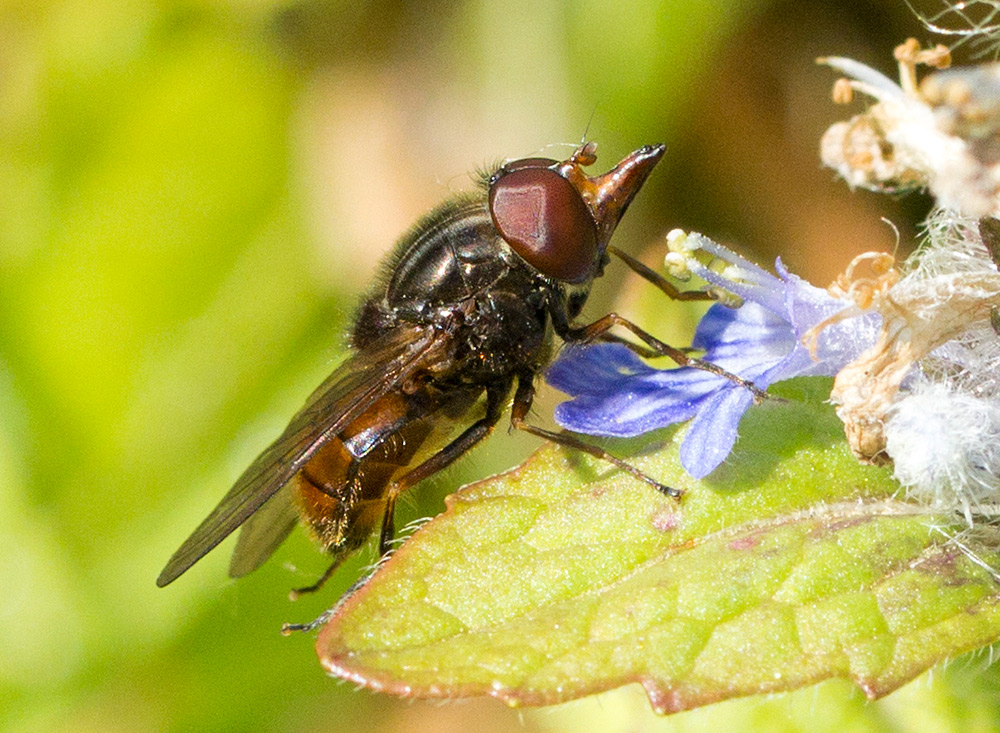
[156,325,449,587]
[227,485,298,578]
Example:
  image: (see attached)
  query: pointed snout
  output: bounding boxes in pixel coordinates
[562,144,666,246]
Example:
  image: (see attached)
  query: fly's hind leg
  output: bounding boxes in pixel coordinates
[289,556,348,601]
[510,372,682,498]
[286,461,363,600]
[376,381,512,558]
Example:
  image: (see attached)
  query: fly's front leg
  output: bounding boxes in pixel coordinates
[590,332,687,360]
[607,245,715,302]
[557,310,768,404]
[377,381,512,557]
[510,372,681,498]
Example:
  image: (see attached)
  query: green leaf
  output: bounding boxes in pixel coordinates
[314,379,1000,712]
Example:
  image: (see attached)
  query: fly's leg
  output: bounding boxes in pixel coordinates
[560,312,769,404]
[376,381,511,558]
[559,253,767,402]
[285,462,362,599]
[282,569,371,635]
[377,493,399,559]
[510,373,682,498]
[590,333,693,360]
[289,556,348,601]
[607,245,716,302]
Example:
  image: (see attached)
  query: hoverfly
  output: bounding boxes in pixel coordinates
[157,141,757,595]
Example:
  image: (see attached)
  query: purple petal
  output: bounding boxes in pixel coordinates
[546,344,648,396]
[679,386,755,478]
[694,301,795,365]
[552,363,720,436]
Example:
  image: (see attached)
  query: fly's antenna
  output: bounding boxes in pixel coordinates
[580,103,599,145]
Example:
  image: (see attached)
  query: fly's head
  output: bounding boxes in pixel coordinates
[487,142,666,285]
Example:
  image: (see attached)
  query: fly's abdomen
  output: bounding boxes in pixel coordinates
[293,391,434,558]
[292,386,479,560]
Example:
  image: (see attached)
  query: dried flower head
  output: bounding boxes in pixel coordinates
[830,212,1000,471]
[821,39,1000,218]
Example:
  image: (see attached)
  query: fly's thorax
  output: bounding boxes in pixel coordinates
[384,203,508,309]
[446,288,551,383]
[350,199,511,348]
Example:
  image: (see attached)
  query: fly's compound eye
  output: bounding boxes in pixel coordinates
[488,161,598,283]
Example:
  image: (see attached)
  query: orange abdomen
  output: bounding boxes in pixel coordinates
[293,390,436,559]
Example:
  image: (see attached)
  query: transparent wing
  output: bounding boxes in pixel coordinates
[227,485,298,578]
[157,325,448,587]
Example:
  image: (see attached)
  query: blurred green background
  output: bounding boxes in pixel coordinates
[2,0,996,731]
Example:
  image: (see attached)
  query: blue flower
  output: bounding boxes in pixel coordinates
[547,233,881,478]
